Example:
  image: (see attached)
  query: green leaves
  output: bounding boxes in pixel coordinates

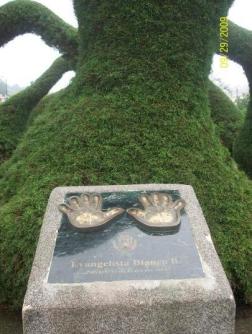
[208,80,243,153]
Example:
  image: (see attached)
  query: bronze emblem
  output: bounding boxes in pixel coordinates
[58,193,124,230]
[112,232,138,253]
[127,193,185,230]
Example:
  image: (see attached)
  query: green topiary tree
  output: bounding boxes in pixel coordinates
[208,80,243,153]
[0,0,251,309]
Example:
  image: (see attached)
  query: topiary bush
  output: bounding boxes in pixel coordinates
[208,80,243,153]
[233,99,252,178]
[0,0,251,309]
[224,21,252,177]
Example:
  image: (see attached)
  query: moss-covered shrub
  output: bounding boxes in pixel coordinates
[233,99,252,178]
[223,21,252,178]
[235,94,249,117]
[208,81,243,153]
[0,0,251,309]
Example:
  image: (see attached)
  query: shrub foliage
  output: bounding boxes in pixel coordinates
[208,81,243,153]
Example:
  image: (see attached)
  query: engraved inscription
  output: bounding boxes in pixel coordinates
[70,257,184,276]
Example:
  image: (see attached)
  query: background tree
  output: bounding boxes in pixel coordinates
[0,0,251,309]
[0,80,22,96]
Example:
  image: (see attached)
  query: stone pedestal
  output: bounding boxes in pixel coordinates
[23,184,235,334]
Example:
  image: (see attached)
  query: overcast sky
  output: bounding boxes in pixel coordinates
[0,0,251,96]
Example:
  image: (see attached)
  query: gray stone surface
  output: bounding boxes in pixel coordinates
[23,184,235,334]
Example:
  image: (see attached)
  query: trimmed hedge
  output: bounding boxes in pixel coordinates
[223,21,252,177]
[0,0,251,309]
[233,99,252,178]
[208,81,243,153]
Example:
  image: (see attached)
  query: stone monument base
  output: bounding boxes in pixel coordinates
[23,184,235,334]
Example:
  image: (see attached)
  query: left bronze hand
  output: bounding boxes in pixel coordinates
[59,193,124,230]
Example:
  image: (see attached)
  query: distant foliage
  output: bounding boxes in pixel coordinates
[0,80,8,96]
[0,79,23,96]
